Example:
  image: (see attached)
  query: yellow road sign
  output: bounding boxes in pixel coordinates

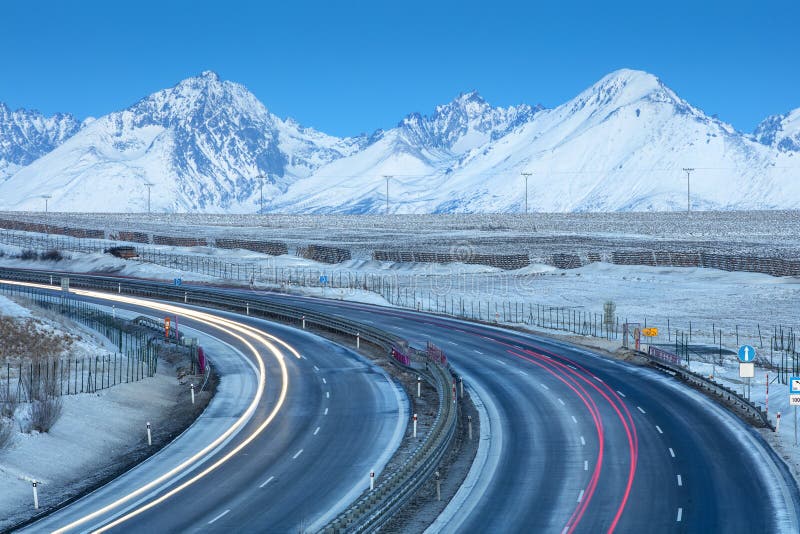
[642,327,659,337]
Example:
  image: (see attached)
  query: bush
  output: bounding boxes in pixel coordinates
[29,397,62,433]
[41,249,63,261]
[18,249,39,261]
[0,417,14,450]
[0,381,19,419]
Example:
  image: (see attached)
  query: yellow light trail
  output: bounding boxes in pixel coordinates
[0,280,296,533]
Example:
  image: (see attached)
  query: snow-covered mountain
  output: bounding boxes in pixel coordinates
[0,71,365,212]
[0,104,80,182]
[754,108,800,152]
[0,69,798,213]
[276,69,799,213]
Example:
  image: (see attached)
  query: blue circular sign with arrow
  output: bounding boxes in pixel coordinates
[738,345,756,363]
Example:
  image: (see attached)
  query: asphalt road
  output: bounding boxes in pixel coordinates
[244,289,800,533]
[21,288,406,533]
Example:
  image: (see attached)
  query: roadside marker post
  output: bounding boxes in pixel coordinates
[436,471,441,501]
[356,332,360,349]
[777,412,781,433]
[468,415,473,440]
[413,413,418,438]
[146,422,152,446]
[32,481,39,509]
[370,470,375,491]
[191,383,195,405]
[417,376,421,398]
[302,315,306,329]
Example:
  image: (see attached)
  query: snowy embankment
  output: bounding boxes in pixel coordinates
[0,294,181,529]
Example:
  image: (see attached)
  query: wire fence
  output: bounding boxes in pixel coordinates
[0,281,160,406]
[1,229,798,380]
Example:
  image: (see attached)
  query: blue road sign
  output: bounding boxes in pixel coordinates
[790,377,800,394]
[319,275,328,285]
[738,345,756,363]
[174,278,182,286]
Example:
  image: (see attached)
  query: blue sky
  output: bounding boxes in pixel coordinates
[1,0,797,136]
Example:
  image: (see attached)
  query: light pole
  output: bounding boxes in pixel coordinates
[383,175,393,214]
[42,195,51,234]
[682,168,694,213]
[144,182,154,214]
[520,172,532,214]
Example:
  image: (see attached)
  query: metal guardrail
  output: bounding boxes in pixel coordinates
[0,267,457,531]
[643,346,774,430]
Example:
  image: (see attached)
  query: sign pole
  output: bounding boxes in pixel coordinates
[795,406,797,446]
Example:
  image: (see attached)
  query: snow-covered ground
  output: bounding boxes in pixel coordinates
[0,295,181,529]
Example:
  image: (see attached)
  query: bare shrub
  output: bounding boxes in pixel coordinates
[29,396,62,432]
[18,249,39,261]
[0,417,15,450]
[0,377,20,419]
[40,249,64,261]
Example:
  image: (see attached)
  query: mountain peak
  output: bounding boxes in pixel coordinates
[199,70,220,81]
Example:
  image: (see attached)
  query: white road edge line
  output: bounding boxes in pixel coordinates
[677,507,683,522]
[669,447,676,458]
[584,460,588,471]
[208,509,230,524]
[313,365,320,372]
[540,383,550,390]
[677,474,683,487]
[322,378,327,384]
[293,449,304,459]
[637,406,646,414]
[558,398,566,406]
[518,370,528,376]
[324,408,329,415]
[580,436,586,446]
[314,426,320,435]
[571,415,578,424]
[498,359,507,366]
[474,350,483,354]
[656,425,663,434]
[259,476,274,489]
[617,390,626,397]
[577,489,584,503]
[326,391,330,399]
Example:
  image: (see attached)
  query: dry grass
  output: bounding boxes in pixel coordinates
[0,314,75,361]
[0,417,14,450]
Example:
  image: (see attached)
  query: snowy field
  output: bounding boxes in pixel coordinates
[0,295,180,529]
[4,211,800,259]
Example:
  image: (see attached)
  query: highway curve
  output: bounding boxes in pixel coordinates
[245,290,800,533]
[16,286,407,533]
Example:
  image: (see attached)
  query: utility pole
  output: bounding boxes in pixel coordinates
[683,168,694,213]
[258,174,265,214]
[42,194,51,235]
[520,172,532,214]
[383,175,393,214]
[144,182,154,214]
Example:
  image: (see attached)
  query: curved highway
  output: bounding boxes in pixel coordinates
[14,284,406,533]
[244,289,800,533]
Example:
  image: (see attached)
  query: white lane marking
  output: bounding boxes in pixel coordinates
[324,408,329,415]
[322,378,327,384]
[518,370,528,376]
[448,341,457,345]
[616,390,626,397]
[580,436,586,446]
[497,359,508,366]
[259,476,274,488]
[313,365,320,372]
[656,425,663,434]
[558,398,566,406]
[637,406,646,414]
[208,509,230,524]
[577,489,584,502]
[540,383,550,390]
[568,365,577,370]
[571,415,578,424]
[677,507,683,522]
[314,426,320,435]
[326,391,330,399]
[669,447,676,458]
[474,350,484,354]
[677,474,683,487]
[293,449,304,459]
[584,460,588,471]
[593,376,603,382]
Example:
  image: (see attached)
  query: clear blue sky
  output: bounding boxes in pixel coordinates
[2,0,797,136]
